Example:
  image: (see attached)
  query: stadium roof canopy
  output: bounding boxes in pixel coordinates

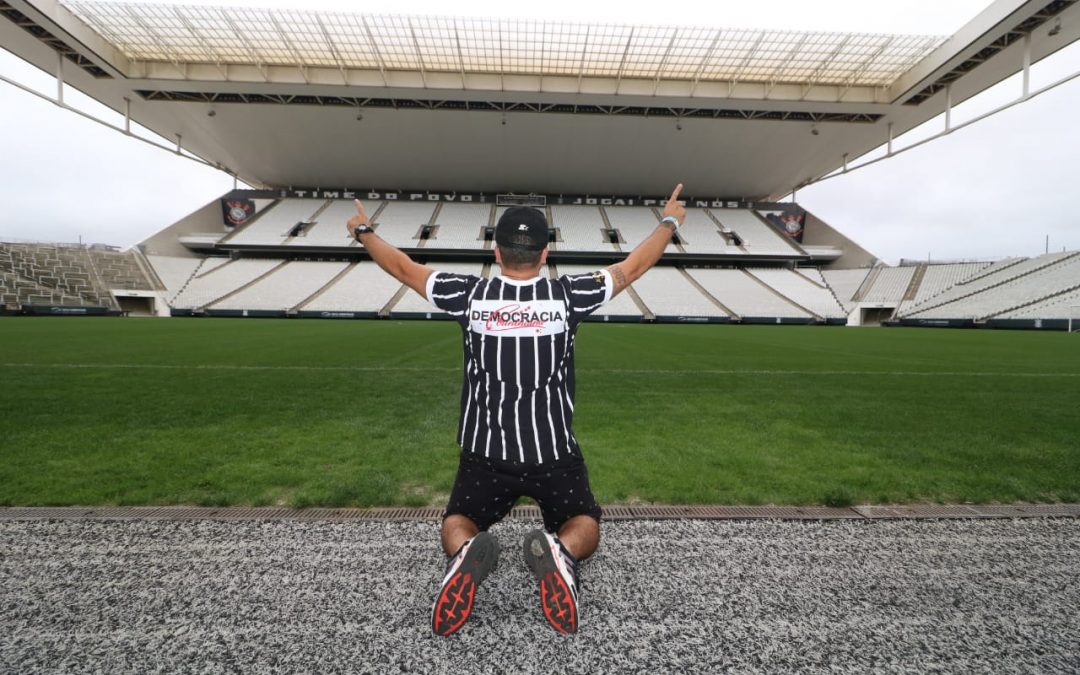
[60,4,945,89]
[2,0,1078,198]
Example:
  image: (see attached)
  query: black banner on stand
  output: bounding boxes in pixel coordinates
[222,198,255,227]
[761,205,806,242]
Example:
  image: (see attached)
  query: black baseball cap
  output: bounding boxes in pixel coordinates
[495,206,549,251]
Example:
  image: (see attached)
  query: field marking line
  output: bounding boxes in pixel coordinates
[3,363,1080,377]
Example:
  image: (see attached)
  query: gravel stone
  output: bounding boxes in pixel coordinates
[1,518,1078,673]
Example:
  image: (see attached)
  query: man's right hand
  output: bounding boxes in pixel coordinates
[606,182,686,298]
[662,183,686,225]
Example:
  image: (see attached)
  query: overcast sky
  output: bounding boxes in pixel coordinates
[1,0,1078,264]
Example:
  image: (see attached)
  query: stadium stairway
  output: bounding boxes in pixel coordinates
[131,248,167,292]
[168,257,237,306]
[705,210,749,253]
[748,268,845,319]
[422,202,446,249]
[901,265,927,304]
[290,261,359,313]
[624,286,655,321]
[379,284,412,317]
[87,249,156,293]
[890,264,929,320]
[983,279,1080,321]
[850,266,883,303]
[201,260,290,311]
[814,269,850,318]
[895,258,1026,317]
[948,257,1026,287]
[895,262,992,315]
[740,269,823,321]
[677,267,737,318]
[597,207,620,251]
[80,248,120,310]
[166,257,213,306]
[902,251,1080,318]
[284,199,334,244]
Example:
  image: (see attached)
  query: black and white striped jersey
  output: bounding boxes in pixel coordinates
[425,269,613,465]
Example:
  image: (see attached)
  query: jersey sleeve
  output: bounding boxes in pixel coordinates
[558,269,614,323]
[426,271,480,323]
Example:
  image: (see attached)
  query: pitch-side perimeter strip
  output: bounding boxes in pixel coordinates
[0,504,1077,522]
[3,362,1080,377]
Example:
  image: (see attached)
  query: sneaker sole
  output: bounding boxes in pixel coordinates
[523,530,577,634]
[432,532,499,637]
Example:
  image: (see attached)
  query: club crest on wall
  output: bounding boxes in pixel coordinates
[222,199,255,227]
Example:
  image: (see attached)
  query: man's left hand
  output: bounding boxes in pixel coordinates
[346,199,370,238]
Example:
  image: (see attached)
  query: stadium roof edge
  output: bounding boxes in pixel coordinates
[889,0,1077,104]
[2,0,1079,198]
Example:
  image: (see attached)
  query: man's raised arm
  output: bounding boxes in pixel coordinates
[606,183,686,297]
[346,199,433,296]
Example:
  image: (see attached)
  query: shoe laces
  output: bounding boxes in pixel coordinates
[444,538,469,573]
[554,537,581,591]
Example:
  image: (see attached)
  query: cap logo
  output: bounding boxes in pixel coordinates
[518,223,529,231]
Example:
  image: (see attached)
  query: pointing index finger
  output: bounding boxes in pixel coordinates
[668,183,684,203]
[354,199,365,213]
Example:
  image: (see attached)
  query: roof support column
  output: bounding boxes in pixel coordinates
[944,84,952,132]
[123,97,131,135]
[1022,32,1032,98]
[55,51,63,105]
[887,121,894,156]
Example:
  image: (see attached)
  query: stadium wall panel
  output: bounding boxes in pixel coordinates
[297,310,381,320]
[983,318,1070,331]
[652,315,732,324]
[897,318,976,328]
[739,316,818,325]
[385,312,456,321]
[21,305,115,316]
[204,309,288,318]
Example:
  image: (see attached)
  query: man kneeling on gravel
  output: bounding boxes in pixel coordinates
[347,184,686,634]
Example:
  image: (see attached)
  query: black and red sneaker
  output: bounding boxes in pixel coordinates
[523,529,580,634]
[431,532,499,636]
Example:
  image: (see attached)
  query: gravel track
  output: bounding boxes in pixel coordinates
[2,518,1078,674]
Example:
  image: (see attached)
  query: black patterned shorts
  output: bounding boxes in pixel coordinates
[443,451,602,533]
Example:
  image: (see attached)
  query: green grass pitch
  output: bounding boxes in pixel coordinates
[1,317,1077,507]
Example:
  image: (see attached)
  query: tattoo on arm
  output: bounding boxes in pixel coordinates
[607,264,628,295]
